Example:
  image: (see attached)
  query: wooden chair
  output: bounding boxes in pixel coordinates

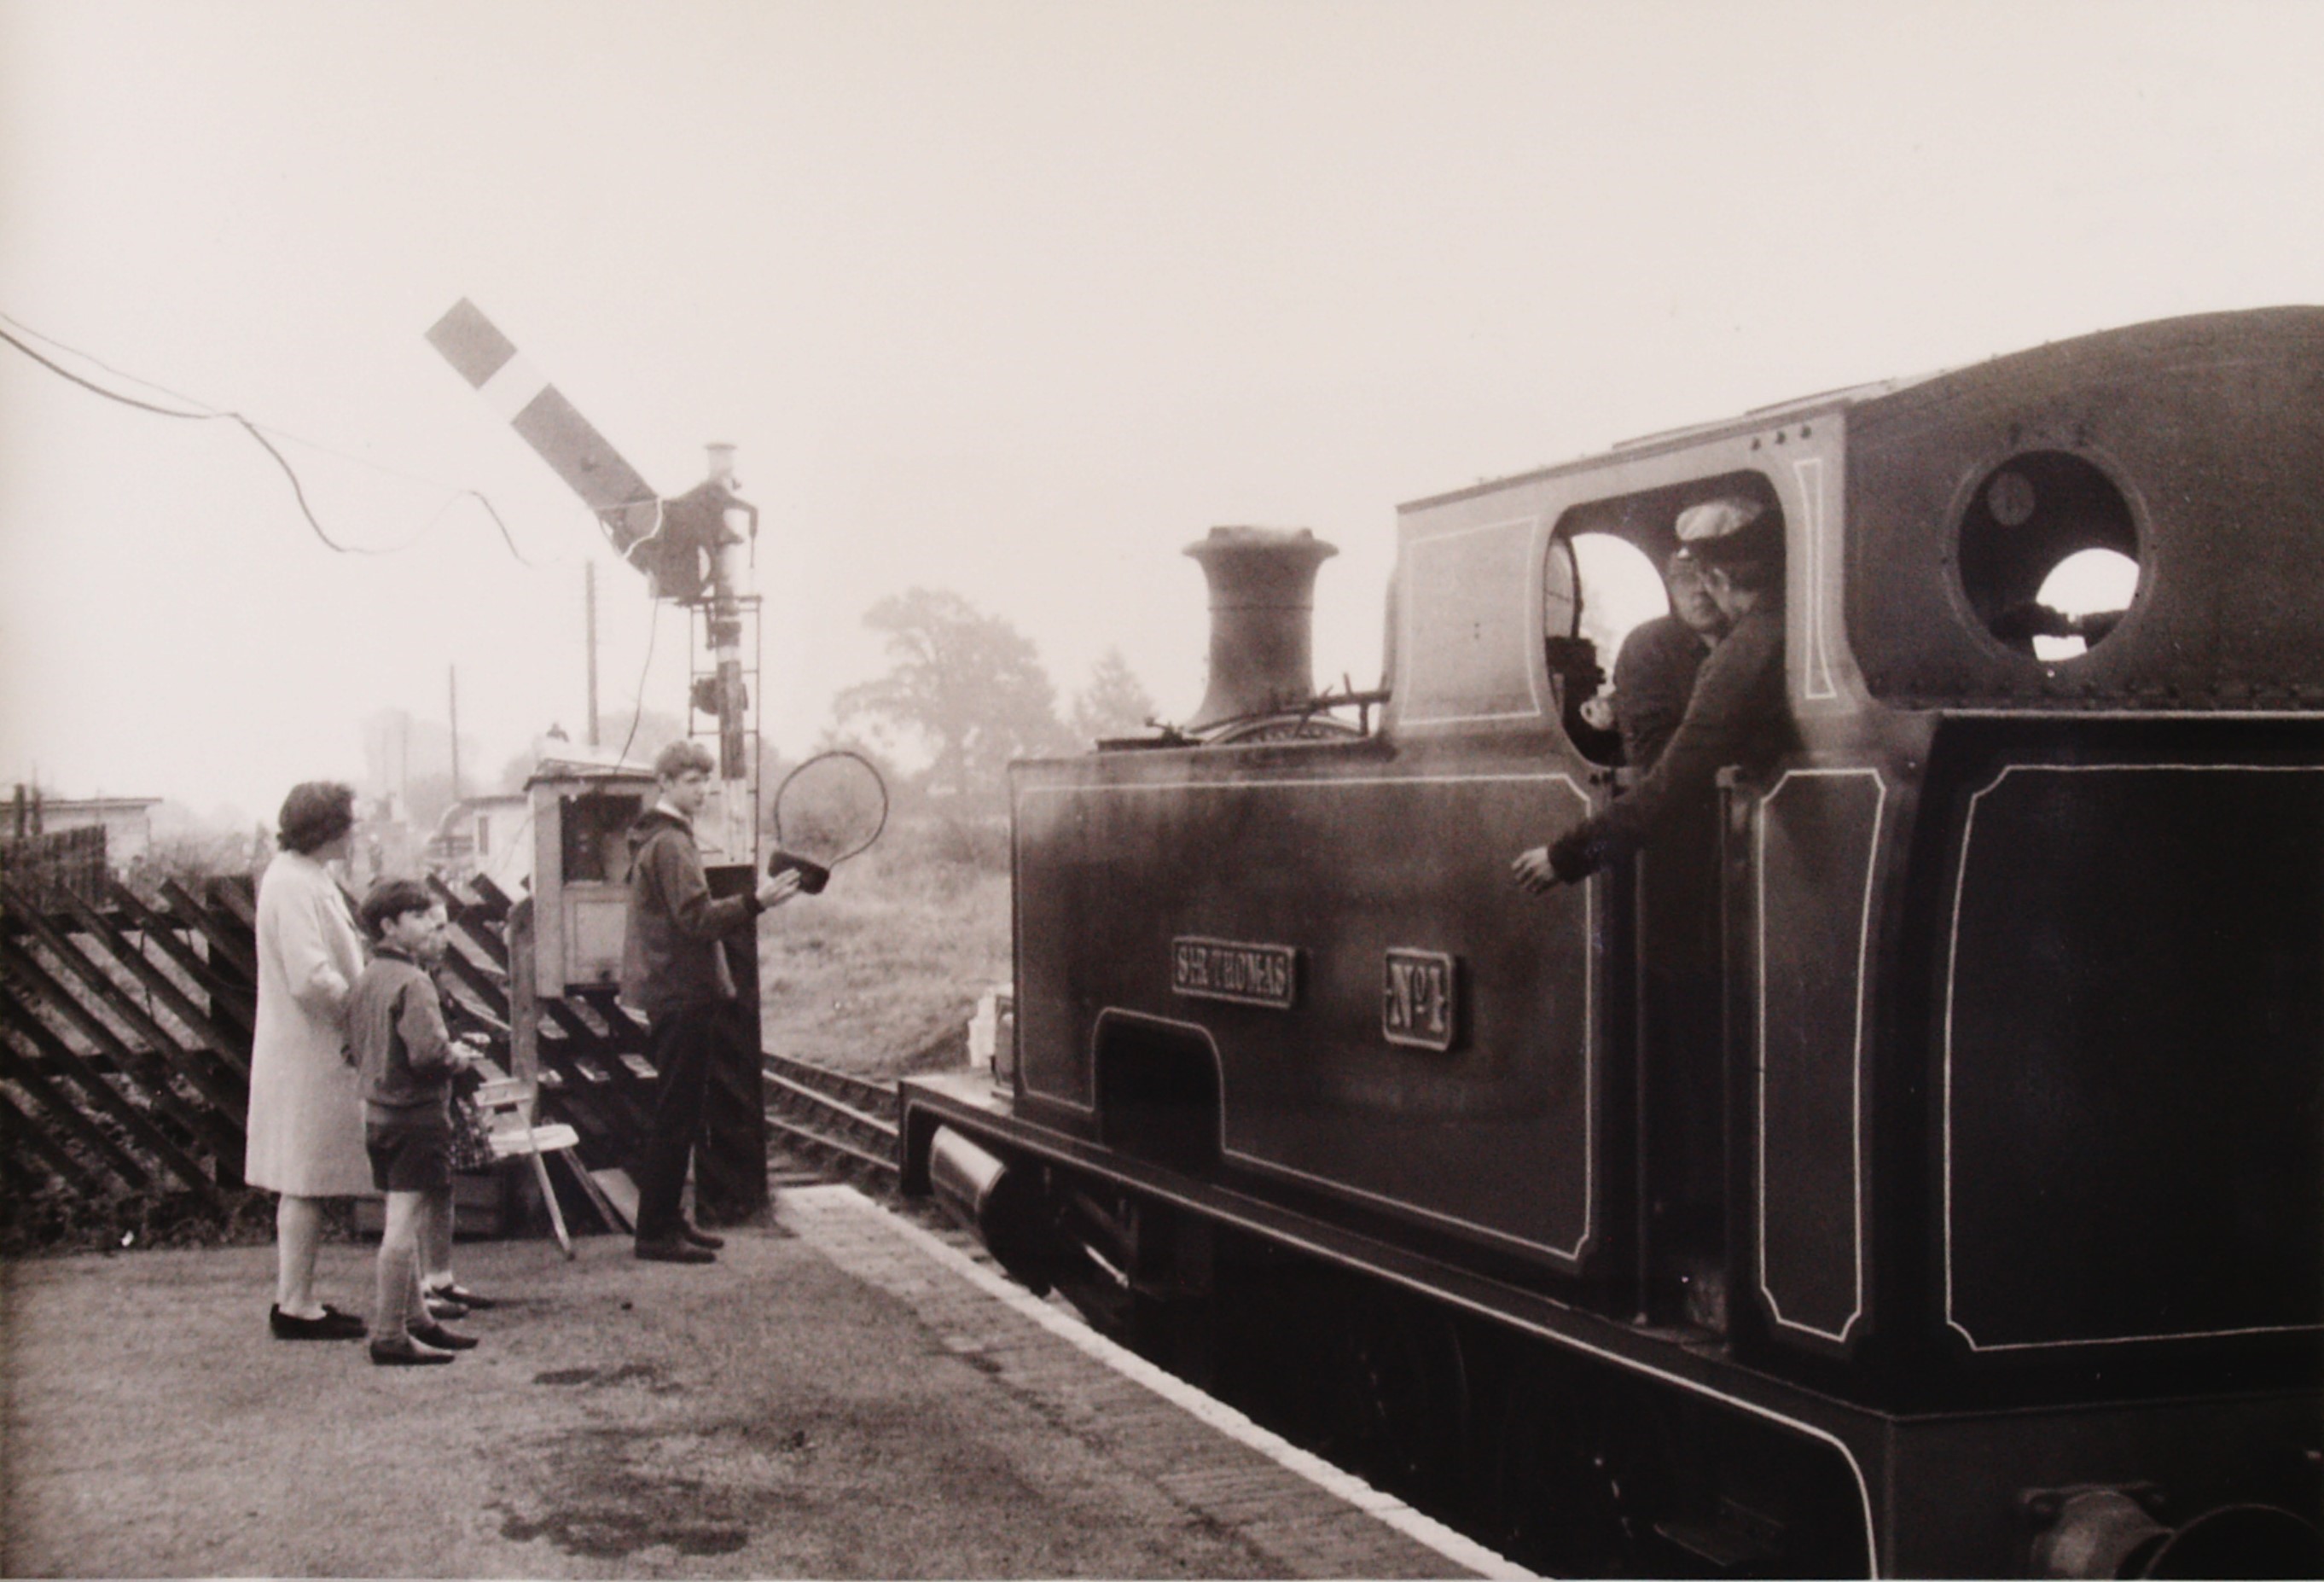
[468,1066,591,1258]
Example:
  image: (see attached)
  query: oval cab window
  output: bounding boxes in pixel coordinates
[1548,532,1668,764]
[1568,532,1671,660]
[1958,451,2140,660]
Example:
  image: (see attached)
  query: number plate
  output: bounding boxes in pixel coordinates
[1382,949,1459,1050]
[1171,937,1298,1009]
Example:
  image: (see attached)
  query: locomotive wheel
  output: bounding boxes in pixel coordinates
[1485,1356,1664,1576]
[1309,1290,1472,1504]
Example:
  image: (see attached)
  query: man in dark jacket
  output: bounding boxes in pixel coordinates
[623,740,801,1263]
[1611,547,1727,773]
[1514,497,1793,890]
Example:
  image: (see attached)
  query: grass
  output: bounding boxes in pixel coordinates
[757,812,1013,1079]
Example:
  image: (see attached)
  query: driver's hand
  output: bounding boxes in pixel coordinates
[1511,846,1559,894]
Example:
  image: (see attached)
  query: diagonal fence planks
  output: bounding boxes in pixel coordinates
[3,867,748,1236]
[0,875,259,1207]
[423,874,675,1220]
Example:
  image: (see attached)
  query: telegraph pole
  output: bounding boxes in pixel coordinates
[703,443,753,859]
[584,560,601,747]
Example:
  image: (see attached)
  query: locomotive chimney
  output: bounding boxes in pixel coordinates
[1184,526,1338,730]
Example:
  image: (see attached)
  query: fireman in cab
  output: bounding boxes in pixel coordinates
[1514,496,1791,890]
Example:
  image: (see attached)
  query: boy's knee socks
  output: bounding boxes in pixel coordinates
[374,1244,417,1342]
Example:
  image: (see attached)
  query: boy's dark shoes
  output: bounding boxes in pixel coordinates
[270,1304,367,1341]
[678,1223,725,1250]
[369,1337,455,1366]
[425,1282,497,1311]
[424,1294,469,1321]
[635,1237,716,1265]
[409,1321,479,1351]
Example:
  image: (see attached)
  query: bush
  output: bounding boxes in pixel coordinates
[0,1178,278,1259]
[122,829,265,903]
[909,813,1010,872]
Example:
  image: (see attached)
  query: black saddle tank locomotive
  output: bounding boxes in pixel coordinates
[899,307,2324,1578]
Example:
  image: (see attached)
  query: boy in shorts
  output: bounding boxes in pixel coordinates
[349,880,481,1365]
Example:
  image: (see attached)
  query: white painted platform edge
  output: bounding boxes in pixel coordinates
[783,1184,1538,1581]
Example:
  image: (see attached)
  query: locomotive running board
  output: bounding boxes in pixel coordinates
[897,1068,1886,1570]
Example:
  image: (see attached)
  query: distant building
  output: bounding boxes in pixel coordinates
[349,795,426,891]
[28,794,161,867]
[2,788,160,906]
[426,792,532,891]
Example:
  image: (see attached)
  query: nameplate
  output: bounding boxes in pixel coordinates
[1171,937,1298,1009]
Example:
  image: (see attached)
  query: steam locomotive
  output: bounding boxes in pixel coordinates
[897,307,2324,1577]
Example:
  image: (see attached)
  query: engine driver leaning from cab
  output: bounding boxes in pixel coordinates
[1514,496,1789,891]
[1609,547,1728,773]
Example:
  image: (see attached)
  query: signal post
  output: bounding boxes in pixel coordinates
[428,300,771,1229]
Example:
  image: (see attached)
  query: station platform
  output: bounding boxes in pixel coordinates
[0,1184,1525,1579]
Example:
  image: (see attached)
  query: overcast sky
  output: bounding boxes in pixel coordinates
[3,0,2318,826]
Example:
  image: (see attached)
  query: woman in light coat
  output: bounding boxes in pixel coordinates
[247,781,374,1339]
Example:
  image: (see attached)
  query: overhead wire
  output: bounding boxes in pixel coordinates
[0,311,573,567]
[8,311,462,487]
[0,319,373,556]
[613,594,665,771]
[0,322,210,418]
[615,497,670,577]
[2,309,239,416]
[7,306,672,767]
[7,309,584,565]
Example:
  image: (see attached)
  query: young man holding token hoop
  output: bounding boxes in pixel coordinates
[622,740,803,1263]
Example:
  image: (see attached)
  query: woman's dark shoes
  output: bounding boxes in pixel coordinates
[369,1336,455,1366]
[423,1294,469,1321]
[678,1223,725,1250]
[425,1282,496,1311]
[408,1321,479,1351]
[270,1304,367,1341]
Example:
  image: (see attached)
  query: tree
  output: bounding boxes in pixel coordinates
[1071,649,1159,743]
[596,707,687,771]
[496,747,537,794]
[834,588,1073,803]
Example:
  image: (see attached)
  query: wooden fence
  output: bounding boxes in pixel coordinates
[428,874,661,1214]
[0,872,259,1210]
[451,871,767,1226]
[0,825,110,912]
[0,869,741,1230]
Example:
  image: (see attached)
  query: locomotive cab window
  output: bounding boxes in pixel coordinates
[1545,470,1780,766]
[1544,532,1666,764]
[1958,451,2140,660]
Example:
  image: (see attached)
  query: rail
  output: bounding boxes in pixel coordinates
[763,1050,899,1189]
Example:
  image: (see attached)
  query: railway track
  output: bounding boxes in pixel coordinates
[763,1050,900,1189]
